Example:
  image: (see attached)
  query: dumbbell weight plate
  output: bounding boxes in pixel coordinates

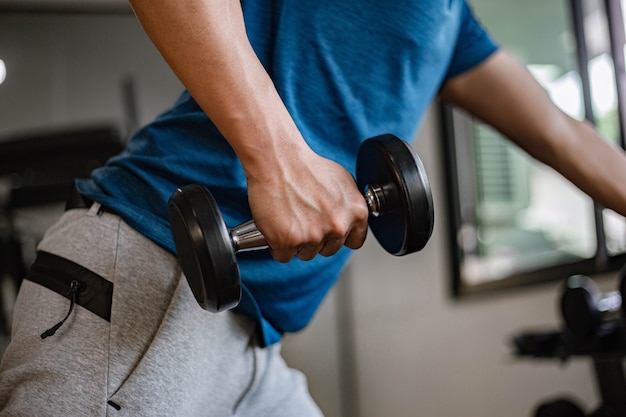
[168,185,241,312]
[561,275,601,341]
[356,134,434,255]
[533,398,586,417]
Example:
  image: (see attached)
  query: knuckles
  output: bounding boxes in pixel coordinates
[266,196,369,263]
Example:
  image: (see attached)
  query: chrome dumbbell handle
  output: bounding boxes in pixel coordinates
[230,220,269,252]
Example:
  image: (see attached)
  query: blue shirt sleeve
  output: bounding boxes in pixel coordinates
[445,1,499,81]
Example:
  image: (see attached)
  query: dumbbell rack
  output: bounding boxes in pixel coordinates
[513,325,626,414]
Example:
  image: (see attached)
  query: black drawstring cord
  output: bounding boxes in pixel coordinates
[41,280,80,339]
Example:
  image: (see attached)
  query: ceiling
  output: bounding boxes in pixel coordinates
[0,0,131,13]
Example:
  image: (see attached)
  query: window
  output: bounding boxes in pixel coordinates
[442,0,626,296]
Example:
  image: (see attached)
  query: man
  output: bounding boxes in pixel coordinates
[1,0,626,416]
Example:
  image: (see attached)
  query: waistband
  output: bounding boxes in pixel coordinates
[65,184,116,215]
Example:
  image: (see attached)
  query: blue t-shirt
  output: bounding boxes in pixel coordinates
[77,0,497,346]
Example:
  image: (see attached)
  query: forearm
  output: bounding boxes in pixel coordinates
[128,0,307,180]
[552,117,626,216]
[441,50,626,217]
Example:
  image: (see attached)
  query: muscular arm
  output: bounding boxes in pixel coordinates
[440,50,626,217]
[128,0,368,261]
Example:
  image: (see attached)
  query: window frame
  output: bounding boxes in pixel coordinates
[441,0,626,297]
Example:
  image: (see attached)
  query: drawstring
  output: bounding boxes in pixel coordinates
[41,280,80,339]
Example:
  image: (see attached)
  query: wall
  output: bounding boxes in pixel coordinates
[0,13,182,136]
[0,11,616,417]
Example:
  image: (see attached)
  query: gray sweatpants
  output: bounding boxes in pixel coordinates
[0,204,323,417]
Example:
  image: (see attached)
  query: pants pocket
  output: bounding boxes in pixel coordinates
[27,251,114,323]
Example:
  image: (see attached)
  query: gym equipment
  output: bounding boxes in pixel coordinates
[561,275,623,342]
[0,124,125,207]
[533,398,586,417]
[513,268,626,417]
[168,134,434,312]
[588,404,626,417]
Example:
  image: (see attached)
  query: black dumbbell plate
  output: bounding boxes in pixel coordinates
[356,134,434,255]
[561,275,600,340]
[168,184,242,312]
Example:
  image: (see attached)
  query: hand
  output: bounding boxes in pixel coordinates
[246,146,369,263]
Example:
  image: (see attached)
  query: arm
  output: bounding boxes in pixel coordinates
[128,0,369,262]
[440,50,626,217]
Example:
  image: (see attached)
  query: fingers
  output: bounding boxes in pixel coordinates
[296,243,324,261]
[270,239,337,263]
[269,246,299,263]
[268,213,369,263]
[318,238,344,258]
[298,235,349,261]
[343,217,369,251]
[271,240,353,263]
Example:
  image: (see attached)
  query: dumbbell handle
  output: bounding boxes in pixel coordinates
[230,220,269,252]
[230,184,384,253]
[597,290,622,314]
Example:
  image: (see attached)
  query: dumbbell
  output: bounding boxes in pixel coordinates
[533,397,586,417]
[561,274,623,342]
[168,134,434,312]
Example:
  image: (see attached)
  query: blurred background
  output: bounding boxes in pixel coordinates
[1,0,626,416]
